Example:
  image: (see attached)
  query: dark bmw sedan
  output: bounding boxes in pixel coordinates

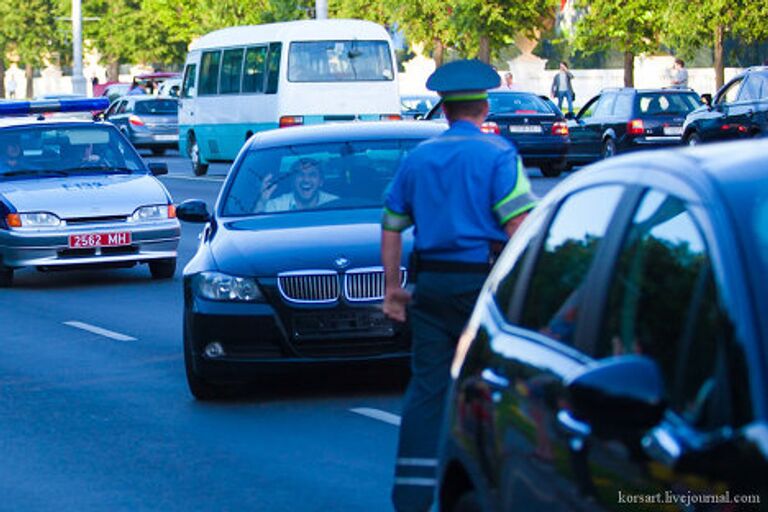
[426,91,570,177]
[177,121,446,399]
[439,139,768,511]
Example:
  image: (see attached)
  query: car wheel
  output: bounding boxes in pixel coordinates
[540,164,562,178]
[686,133,702,146]
[188,133,208,176]
[151,148,166,156]
[452,491,482,512]
[601,138,616,159]
[149,258,176,279]
[0,266,13,288]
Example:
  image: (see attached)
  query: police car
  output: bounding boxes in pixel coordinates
[0,98,180,287]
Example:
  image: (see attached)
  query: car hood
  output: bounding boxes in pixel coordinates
[0,174,168,218]
[211,209,413,277]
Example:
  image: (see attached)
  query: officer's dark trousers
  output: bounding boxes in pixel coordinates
[392,271,486,512]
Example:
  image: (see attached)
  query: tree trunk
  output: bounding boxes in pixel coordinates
[25,63,34,99]
[0,57,5,99]
[107,61,120,83]
[433,39,444,68]
[478,35,491,64]
[623,51,634,87]
[714,24,724,90]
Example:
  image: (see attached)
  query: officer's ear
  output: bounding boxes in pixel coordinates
[481,101,490,119]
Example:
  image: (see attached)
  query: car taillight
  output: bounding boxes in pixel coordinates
[129,115,145,127]
[627,119,644,135]
[481,121,500,135]
[279,116,304,128]
[380,114,402,121]
[551,122,569,136]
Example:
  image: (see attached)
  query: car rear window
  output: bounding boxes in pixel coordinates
[636,93,701,116]
[134,100,178,115]
[488,93,555,115]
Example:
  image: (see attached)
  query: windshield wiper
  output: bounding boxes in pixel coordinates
[1,169,68,178]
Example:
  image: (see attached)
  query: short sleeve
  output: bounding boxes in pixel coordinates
[382,160,414,232]
[492,151,537,225]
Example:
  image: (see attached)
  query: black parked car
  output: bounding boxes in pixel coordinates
[683,66,768,145]
[567,88,701,167]
[425,91,570,177]
[439,139,768,511]
[104,96,179,155]
[177,121,447,400]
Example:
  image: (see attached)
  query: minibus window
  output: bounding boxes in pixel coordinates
[199,50,221,95]
[220,48,245,94]
[243,46,267,93]
[266,43,282,94]
[181,64,197,98]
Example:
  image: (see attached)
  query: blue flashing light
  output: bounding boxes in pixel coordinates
[0,98,110,117]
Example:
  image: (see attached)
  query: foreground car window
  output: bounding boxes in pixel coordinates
[636,93,701,115]
[0,125,144,178]
[222,140,420,215]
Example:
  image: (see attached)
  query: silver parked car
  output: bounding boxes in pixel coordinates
[0,99,180,287]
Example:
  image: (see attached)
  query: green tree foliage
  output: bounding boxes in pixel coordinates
[662,0,768,89]
[573,0,663,87]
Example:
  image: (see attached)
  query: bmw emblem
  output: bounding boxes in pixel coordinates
[335,257,350,269]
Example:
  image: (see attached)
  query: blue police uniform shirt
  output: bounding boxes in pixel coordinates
[384,120,522,264]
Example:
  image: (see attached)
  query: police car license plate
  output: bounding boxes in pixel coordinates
[508,125,541,133]
[663,126,683,136]
[155,134,178,141]
[69,232,131,248]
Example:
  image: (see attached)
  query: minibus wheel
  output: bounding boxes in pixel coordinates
[188,132,209,176]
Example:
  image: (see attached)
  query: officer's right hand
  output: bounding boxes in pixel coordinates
[383,288,411,323]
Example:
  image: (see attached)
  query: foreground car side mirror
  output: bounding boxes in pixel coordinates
[176,199,211,223]
[148,162,168,176]
[564,355,666,437]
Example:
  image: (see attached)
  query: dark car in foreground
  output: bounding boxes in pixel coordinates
[426,91,570,177]
[567,87,702,167]
[439,139,768,511]
[683,66,768,146]
[178,121,447,399]
[104,96,179,155]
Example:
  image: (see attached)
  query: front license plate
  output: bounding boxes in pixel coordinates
[69,232,132,248]
[509,125,542,133]
[663,126,683,136]
[154,134,178,141]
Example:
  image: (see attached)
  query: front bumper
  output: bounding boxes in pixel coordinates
[0,219,180,269]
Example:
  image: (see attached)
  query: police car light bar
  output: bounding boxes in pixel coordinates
[0,98,110,116]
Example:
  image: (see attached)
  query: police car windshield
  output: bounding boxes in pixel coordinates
[0,125,144,179]
[222,139,422,216]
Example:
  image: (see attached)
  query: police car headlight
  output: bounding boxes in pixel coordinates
[129,205,172,222]
[193,271,264,302]
[6,212,62,228]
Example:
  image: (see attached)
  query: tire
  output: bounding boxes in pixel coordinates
[149,258,176,279]
[601,138,616,159]
[686,132,702,146]
[188,133,209,176]
[452,491,482,512]
[151,148,166,156]
[0,266,13,288]
[540,164,563,178]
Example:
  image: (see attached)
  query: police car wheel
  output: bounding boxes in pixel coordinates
[149,258,176,279]
[453,491,481,512]
[0,266,13,288]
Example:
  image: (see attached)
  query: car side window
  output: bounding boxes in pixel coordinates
[116,101,128,115]
[717,78,743,105]
[737,74,762,102]
[596,190,751,429]
[181,63,197,98]
[592,94,616,118]
[577,96,600,120]
[518,185,624,346]
[612,94,633,118]
[105,101,120,117]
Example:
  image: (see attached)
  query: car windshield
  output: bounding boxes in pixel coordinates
[134,99,178,115]
[288,40,394,82]
[401,96,438,113]
[636,92,701,116]
[0,125,145,179]
[488,93,555,115]
[222,139,422,216]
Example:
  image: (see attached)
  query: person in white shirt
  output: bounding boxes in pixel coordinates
[7,76,17,99]
[670,59,689,89]
[258,158,337,212]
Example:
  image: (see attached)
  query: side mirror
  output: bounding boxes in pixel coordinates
[176,199,211,223]
[147,162,168,176]
[566,355,666,437]
[93,112,105,121]
[701,93,713,108]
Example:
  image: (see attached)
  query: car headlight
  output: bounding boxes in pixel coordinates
[6,212,62,228]
[130,204,175,222]
[193,271,264,302]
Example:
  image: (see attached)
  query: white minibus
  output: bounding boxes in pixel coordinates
[178,19,401,175]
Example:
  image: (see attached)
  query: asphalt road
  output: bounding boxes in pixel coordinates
[0,150,565,512]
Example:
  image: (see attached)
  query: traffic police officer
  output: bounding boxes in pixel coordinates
[381,59,537,512]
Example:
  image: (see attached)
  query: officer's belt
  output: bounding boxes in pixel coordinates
[417,259,491,274]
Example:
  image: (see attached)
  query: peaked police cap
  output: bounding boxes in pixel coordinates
[426,59,500,102]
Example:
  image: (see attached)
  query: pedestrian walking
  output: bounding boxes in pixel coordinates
[7,75,17,99]
[381,59,537,512]
[670,58,689,89]
[551,61,575,114]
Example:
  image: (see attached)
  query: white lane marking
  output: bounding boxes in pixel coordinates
[64,321,136,342]
[162,175,225,183]
[350,407,401,426]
